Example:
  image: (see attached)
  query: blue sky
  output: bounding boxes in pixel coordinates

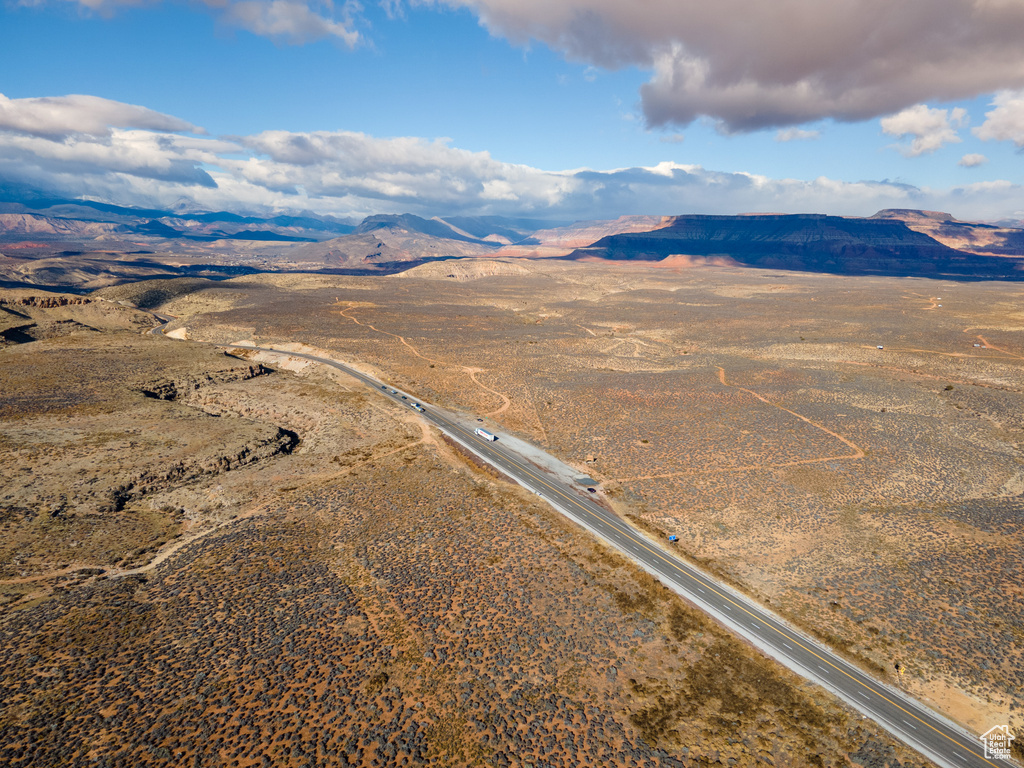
[2,0,1024,222]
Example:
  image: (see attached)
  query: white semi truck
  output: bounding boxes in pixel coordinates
[474,427,497,441]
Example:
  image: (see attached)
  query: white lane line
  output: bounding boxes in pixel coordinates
[750,622,760,629]
[225,348,988,768]
[858,692,870,699]
[817,666,829,674]
[902,720,916,730]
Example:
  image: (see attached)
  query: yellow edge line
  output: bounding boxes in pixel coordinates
[209,346,991,768]
[458,423,999,765]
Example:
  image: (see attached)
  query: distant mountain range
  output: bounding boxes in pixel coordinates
[277,213,587,270]
[2,184,1024,287]
[0,195,356,244]
[351,214,560,246]
[0,193,576,250]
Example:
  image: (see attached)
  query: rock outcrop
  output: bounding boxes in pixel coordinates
[0,295,94,309]
[138,364,273,401]
[95,427,299,514]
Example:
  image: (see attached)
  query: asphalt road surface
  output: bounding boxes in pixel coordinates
[153,326,1014,768]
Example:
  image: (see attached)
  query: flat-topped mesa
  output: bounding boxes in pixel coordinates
[566,212,1024,280]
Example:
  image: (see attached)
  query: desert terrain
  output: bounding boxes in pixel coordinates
[138,259,1024,738]
[5,203,1023,293]
[0,278,946,767]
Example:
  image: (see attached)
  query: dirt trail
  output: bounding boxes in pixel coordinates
[842,360,1024,394]
[902,292,940,310]
[716,365,865,456]
[339,305,447,366]
[616,366,865,482]
[602,339,650,358]
[2,426,430,588]
[0,511,261,586]
[116,512,261,577]
[859,333,1024,360]
[339,303,513,416]
[526,387,549,444]
[1,563,96,586]
[837,339,1024,393]
[974,333,1024,360]
[127,428,430,578]
[466,367,511,416]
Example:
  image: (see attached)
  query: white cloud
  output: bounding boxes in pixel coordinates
[4,92,1024,223]
[18,0,147,12]
[25,0,1024,132]
[974,89,1024,147]
[33,0,361,45]
[0,94,232,196]
[419,0,1024,132]
[775,128,820,142]
[0,93,203,139]
[959,153,988,167]
[230,130,595,212]
[379,0,403,18]
[0,129,236,189]
[880,104,967,157]
[222,0,360,45]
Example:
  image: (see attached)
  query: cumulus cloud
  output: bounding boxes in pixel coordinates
[974,89,1024,147]
[880,104,966,157]
[26,0,1024,131]
[1,131,223,188]
[227,130,617,215]
[4,92,1024,222]
[211,152,1024,222]
[0,93,203,139]
[959,153,988,167]
[0,94,232,200]
[775,128,820,142]
[421,0,1024,132]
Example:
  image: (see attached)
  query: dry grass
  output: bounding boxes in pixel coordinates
[0,289,933,766]
[165,262,1024,734]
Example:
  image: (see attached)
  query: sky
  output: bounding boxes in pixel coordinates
[2,0,1024,223]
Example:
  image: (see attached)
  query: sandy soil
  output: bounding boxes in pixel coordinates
[152,261,1024,743]
[0,292,935,767]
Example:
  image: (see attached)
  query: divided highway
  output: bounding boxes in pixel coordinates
[153,325,1013,768]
